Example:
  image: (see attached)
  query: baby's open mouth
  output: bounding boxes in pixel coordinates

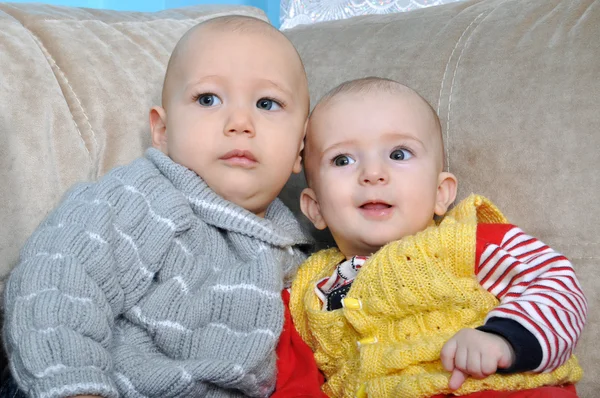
[360,202,392,210]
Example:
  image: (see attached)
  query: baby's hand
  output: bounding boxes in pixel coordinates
[440,328,515,390]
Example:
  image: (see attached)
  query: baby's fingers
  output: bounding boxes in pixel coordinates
[465,351,486,379]
[448,368,467,390]
[440,339,458,372]
[481,352,500,376]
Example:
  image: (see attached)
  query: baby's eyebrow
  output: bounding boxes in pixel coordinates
[183,75,222,91]
[319,139,359,157]
[259,78,294,99]
[381,132,427,149]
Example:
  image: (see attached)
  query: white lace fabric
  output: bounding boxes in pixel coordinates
[280,0,466,29]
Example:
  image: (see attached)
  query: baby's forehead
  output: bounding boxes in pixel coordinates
[312,89,438,128]
[307,89,442,147]
[182,18,296,58]
[162,20,308,107]
[325,88,428,112]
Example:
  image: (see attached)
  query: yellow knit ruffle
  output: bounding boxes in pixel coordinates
[290,194,582,398]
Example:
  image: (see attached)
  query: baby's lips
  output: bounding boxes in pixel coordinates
[360,202,391,210]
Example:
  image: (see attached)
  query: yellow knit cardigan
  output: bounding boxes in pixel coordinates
[290,195,582,398]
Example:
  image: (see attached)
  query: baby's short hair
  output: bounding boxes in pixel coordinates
[311,77,439,127]
[304,77,446,179]
[313,77,403,113]
[162,15,307,109]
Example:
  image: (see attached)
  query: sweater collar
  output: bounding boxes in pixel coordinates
[146,148,312,248]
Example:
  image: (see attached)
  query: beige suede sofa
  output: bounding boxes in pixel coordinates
[1,0,598,396]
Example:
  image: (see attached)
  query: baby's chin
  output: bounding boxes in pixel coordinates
[218,188,273,216]
[343,239,390,258]
[356,232,408,255]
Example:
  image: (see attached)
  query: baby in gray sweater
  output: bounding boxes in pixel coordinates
[3,15,312,398]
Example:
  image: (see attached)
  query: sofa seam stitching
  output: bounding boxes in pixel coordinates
[436,10,484,117]
[29,34,97,164]
[436,11,483,172]
[438,0,512,173]
[3,3,97,167]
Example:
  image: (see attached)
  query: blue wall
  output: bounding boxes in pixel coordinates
[5,0,280,27]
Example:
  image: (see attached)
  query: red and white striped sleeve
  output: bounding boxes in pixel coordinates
[474,223,587,373]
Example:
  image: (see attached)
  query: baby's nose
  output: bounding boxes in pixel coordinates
[224,108,255,136]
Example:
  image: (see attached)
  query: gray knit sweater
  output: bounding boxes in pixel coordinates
[4,148,312,398]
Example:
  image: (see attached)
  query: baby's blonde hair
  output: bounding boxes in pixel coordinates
[303,77,446,184]
[161,15,308,112]
[311,77,441,135]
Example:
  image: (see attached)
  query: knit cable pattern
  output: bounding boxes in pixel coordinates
[5,148,311,398]
[291,195,582,398]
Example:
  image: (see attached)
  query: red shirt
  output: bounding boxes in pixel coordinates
[272,289,328,397]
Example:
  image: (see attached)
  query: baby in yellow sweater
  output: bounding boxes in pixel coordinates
[290,77,585,398]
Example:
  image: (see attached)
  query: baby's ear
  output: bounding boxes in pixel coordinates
[293,138,305,174]
[300,188,327,230]
[434,172,458,216]
[150,106,168,153]
[293,119,309,174]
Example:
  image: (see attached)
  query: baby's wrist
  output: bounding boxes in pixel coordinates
[477,317,542,373]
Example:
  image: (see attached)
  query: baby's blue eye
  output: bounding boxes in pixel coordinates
[390,149,412,161]
[333,155,355,167]
[257,98,282,111]
[197,94,222,107]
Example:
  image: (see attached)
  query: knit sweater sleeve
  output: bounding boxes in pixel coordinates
[3,158,184,398]
[474,223,587,373]
[4,183,122,397]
